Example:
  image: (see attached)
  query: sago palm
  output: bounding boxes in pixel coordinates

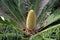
[0,0,60,40]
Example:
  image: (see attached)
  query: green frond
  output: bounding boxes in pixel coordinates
[37,0,60,28]
[0,24,28,40]
[43,8,60,27]
[30,24,60,40]
[1,0,25,23]
[29,0,41,13]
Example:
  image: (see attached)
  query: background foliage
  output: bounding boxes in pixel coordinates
[0,0,60,40]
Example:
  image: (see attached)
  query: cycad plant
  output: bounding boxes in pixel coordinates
[0,0,60,40]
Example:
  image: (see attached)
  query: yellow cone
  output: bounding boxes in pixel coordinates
[26,10,36,30]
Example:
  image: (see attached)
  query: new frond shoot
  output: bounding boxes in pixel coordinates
[25,10,36,35]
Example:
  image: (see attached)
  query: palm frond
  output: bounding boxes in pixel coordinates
[43,8,60,27]
[30,24,60,40]
[36,0,59,29]
[2,0,25,23]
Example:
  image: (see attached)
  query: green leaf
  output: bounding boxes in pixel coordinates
[2,0,25,23]
[29,0,41,12]
[0,33,28,40]
[37,0,59,28]
[29,24,60,40]
[0,23,29,40]
[0,15,15,25]
[43,8,60,27]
